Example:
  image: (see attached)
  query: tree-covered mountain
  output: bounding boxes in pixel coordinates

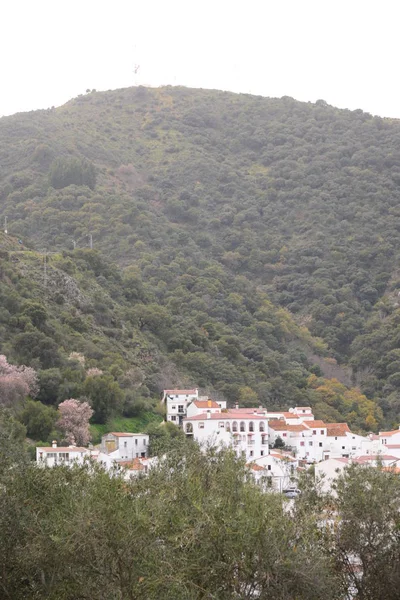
[1,85,400,429]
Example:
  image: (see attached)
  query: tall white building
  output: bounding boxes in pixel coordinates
[162,388,199,424]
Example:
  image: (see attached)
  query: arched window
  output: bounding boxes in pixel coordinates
[240,421,246,432]
[232,421,238,432]
[226,422,231,432]
[185,423,193,433]
[259,422,265,432]
[249,422,254,432]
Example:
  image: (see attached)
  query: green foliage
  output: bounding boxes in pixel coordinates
[49,157,96,189]
[19,399,57,441]
[3,87,400,424]
[84,375,124,423]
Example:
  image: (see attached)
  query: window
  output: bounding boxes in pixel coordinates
[261,451,264,456]
[178,405,184,413]
[335,436,338,440]
[170,416,176,421]
[352,446,356,450]
[141,452,145,458]
[249,422,254,432]
[267,465,271,471]
[226,422,231,432]
[232,421,238,432]
[282,433,287,437]
[143,439,146,446]
[171,406,176,410]
[240,421,246,432]
[47,453,56,459]
[309,441,313,446]
[319,442,323,447]
[135,439,138,445]
[198,422,205,429]
[320,430,324,435]
[313,430,316,435]
[342,446,345,450]
[259,422,265,432]
[300,441,305,447]
[124,441,127,448]
[186,423,193,433]
[250,451,253,457]
[136,453,139,457]
[218,422,225,428]
[58,453,69,460]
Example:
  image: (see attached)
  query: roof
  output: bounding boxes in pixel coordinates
[247,463,265,471]
[304,420,327,428]
[385,444,400,449]
[118,458,146,471]
[193,400,220,408]
[184,412,267,421]
[379,429,400,437]
[38,447,88,453]
[267,412,298,419]
[164,389,197,395]
[326,423,351,437]
[109,432,147,437]
[294,406,312,410]
[354,455,400,463]
[268,420,308,432]
[269,452,297,462]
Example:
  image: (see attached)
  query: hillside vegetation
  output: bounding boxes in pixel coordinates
[1,86,400,429]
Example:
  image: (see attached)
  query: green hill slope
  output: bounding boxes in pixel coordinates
[1,86,400,427]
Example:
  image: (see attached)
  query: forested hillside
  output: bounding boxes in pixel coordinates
[1,86,400,429]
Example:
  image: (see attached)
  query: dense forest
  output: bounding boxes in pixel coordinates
[1,85,400,435]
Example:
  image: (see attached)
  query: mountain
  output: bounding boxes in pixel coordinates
[1,86,400,430]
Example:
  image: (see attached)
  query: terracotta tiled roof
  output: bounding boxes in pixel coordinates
[118,458,146,471]
[184,412,267,421]
[193,400,220,408]
[326,423,351,437]
[269,452,296,461]
[268,420,307,432]
[353,455,399,463]
[304,420,327,428]
[164,389,197,395]
[38,447,88,453]
[247,463,265,471]
[379,429,400,437]
[109,432,146,437]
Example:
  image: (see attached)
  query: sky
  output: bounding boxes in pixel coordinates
[1,0,400,118]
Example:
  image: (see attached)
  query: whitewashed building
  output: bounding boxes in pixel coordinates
[183,409,269,460]
[36,442,90,466]
[162,388,199,424]
[100,432,149,459]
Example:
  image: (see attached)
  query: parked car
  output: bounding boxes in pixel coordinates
[282,488,301,499]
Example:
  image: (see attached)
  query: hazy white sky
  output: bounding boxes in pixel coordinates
[1,0,399,118]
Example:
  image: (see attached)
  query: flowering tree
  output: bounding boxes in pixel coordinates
[86,367,103,378]
[0,355,39,406]
[57,399,93,446]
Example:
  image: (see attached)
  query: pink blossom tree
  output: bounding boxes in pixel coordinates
[57,399,93,446]
[0,355,39,406]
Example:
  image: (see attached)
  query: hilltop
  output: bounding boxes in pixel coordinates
[1,86,400,428]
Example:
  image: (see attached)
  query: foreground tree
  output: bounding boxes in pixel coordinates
[330,463,400,600]
[0,445,341,600]
[57,399,93,446]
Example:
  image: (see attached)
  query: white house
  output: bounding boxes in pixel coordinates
[162,388,199,424]
[101,432,149,459]
[315,457,350,494]
[186,398,226,418]
[36,441,90,467]
[183,409,269,460]
[248,451,298,491]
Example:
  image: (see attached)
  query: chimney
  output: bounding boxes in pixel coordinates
[52,440,57,448]
[235,403,239,410]
[208,399,212,407]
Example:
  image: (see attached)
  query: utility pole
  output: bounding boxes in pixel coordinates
[88,234,93,250]
[43,249,47,288]
[4,216,7,234]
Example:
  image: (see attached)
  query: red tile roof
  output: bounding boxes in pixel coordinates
[268,420,308,432]
[193,400,220,409]
[184,412,267,421]
[379,429,400,437]
[325,423,351,437]
[353,455,399,463]
[304,420,327,428]
[38,447,88,452]
[164,389,197,395]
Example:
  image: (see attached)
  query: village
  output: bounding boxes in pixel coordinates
[36,388,400,495]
